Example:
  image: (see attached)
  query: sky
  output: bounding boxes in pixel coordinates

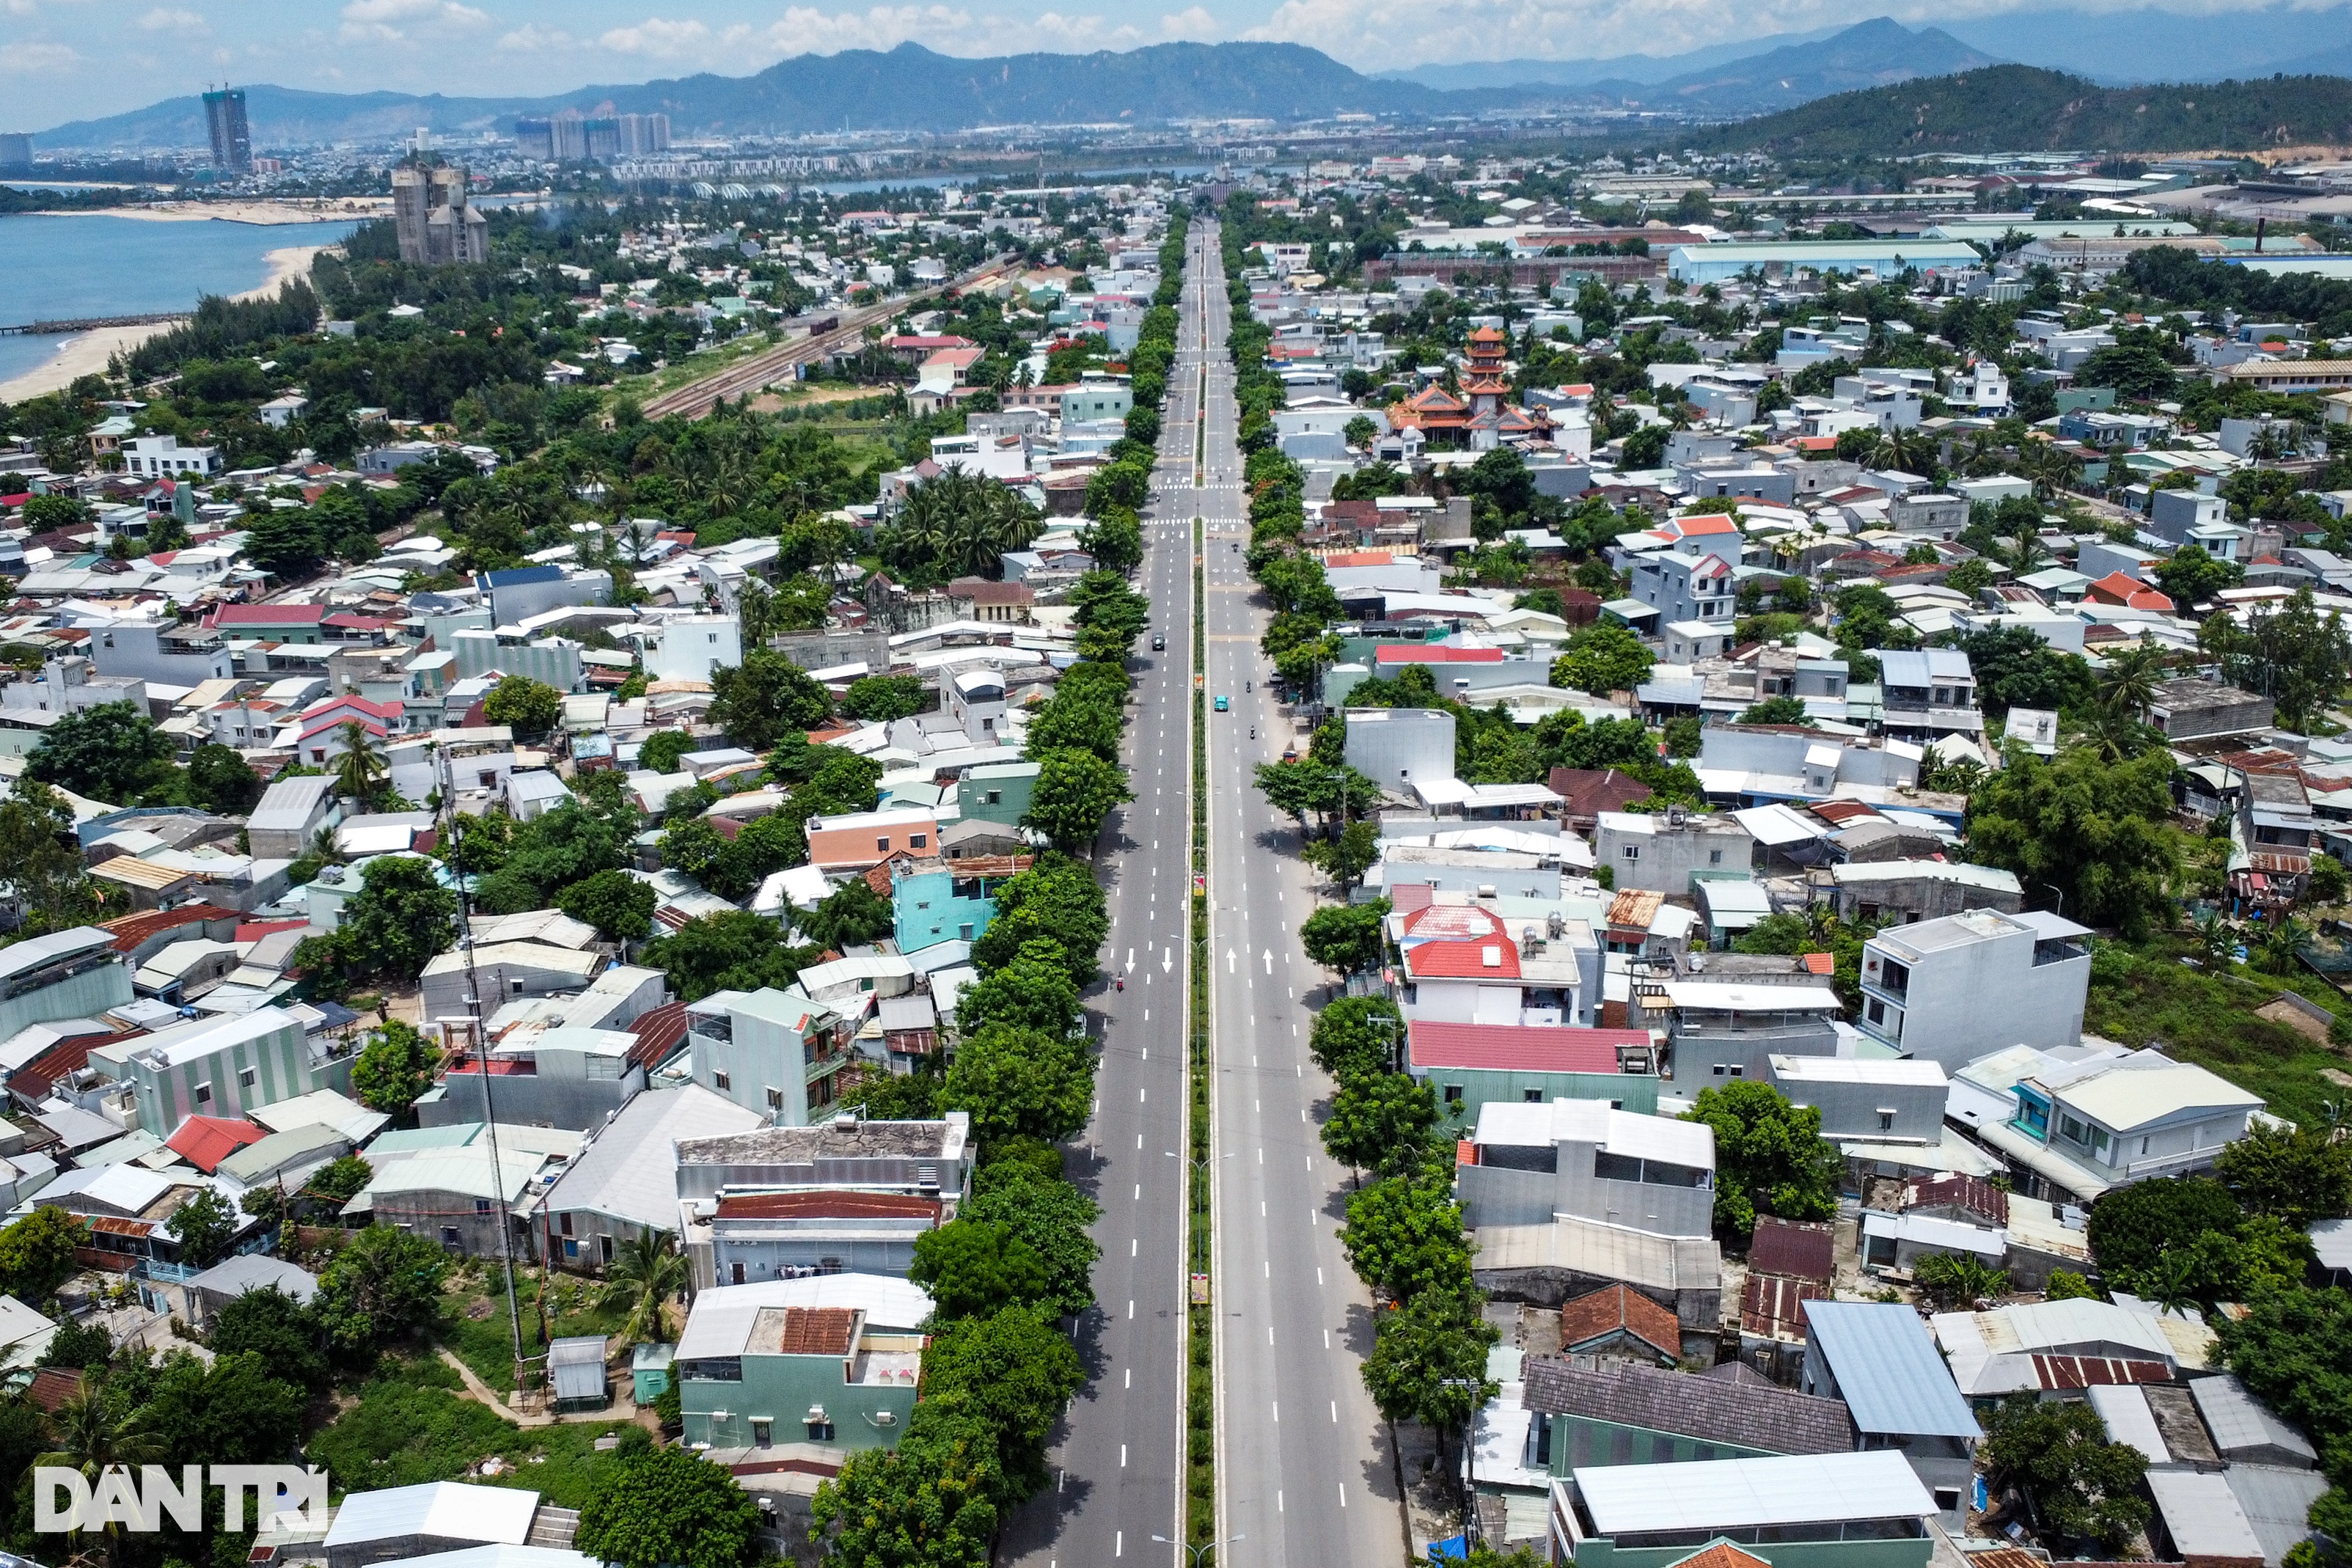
[4,0,2346,130]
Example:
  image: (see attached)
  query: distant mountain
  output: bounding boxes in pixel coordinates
[40,42,1454,148]
[1686,63,2352,155]
[1633,18,2002,114]
[1374,28,1849,92]
[1942,5,2352,85]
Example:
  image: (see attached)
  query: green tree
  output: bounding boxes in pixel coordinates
[1310,997,1404,1078]
[1739,695,1809,725]
[165,1187,238,1268]
[331,719,389,807]
[2217,1286,2352,1459]
[796,876,894,953]
[2045,1270,2099,1301]
[1965,746,2177,939]
[1301,818,1380,894]
[340,855,458,979]
[303,1155,372,1206]
[2085,1176,2241,1280]
[34,1388,164,1563]
[910,1220,1052,1321]
[0,780,97,934]
[920,1306,1088,1498]
[1682,1081,1839,1242]
[968,853,1107,983]
[1078,508,1144,574]
[2154,543,2243,607]
[2202,585,2352,730]
[1300,899,1389,977]
[641,909,812,1001]
[638,729,695,774]
[961,1161,1102,1320]
[810,1402,1002,1567]
[140,1349,306,1470]
[557,868,659,943]
[841,673,927,722]
[1910,1251,2010,1308]
[576,1446,764,1568]
[708,649,833,752]
[942,1023,1096,1145]
[36,1319,111,1370]
[1338,1163,1475,1303]
[187,743,262,813]
[351,1019,436,1115]
[483,675,564,739]
[206,1283,326,1387]
[312,1223,450,1359]
[1981,1396,2150,1550]
[599,1228,690,1347]
[1324,1070,1440,1175]
[1550,623,1655,696]
[23,700,172,803]
[1361,1287,1500,1512]
[1023,747,1132,854]
[0,1205,85,1302]
[245,508,327,579]
[956,939,1082,1038]
[2216,1121,2352,1227]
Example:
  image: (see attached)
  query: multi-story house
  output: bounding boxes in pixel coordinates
[684,989,852,1124]
[889,854,1028,954]
[1457,1097,1715,1235]
[1594,810,1753,895]
[674,1273,931,1457]
[1982,1049,2264,1203]
[1627,549,1735,629]
[1856,909,2092,1070]
[87,1006,349,1132]
[1875,648,1982,744]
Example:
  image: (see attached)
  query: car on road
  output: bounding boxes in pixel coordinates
[1151,634,1165,651]
[1214,695,1229,711]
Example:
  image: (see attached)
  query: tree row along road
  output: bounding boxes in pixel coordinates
[997,225,1203,1568]
[1201,216,1407,1568]
[637,255,1021,420]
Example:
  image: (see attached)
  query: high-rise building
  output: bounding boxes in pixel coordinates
[616,113,670,157]
[549,109,587,162]
[513,117,554,161]
[390,163,488,267]
[583,117,620,161]
[0,133,31,174]
[202,87,251,174]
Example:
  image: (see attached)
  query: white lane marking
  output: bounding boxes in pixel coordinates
[1340,1485,1348,1509]
[1134,1184,1140,1201]
[1323,1328,1330,1349]
[1121,1445,1127,1467]
[1131,1237,1138,1255]
[1125,1369,1132,1388]
[1127,1300,1135,1319]
[1331,1402,1338,1422]
[1272,1402,1279,1423]
[1318,1266,1324,1285]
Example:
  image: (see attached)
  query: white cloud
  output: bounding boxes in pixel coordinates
[136,7,208,35]
[596,15,716,56]
[497,22,580,51]
[1159,6,1221,36]
[336,0,488,45]
[9,37,80,67]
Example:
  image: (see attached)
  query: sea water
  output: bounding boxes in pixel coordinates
[0,213,362,392]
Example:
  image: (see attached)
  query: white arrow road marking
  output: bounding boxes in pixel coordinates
[1262,949,1273,974]
[1162,950,1174,973]
[1124,949,1133,972]
[1226,948,1237,973]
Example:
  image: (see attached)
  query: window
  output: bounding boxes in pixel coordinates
[985,790,1002,805]
[441,1227,461,1247]
[1523,1088,1543,1102]
[959,923,975,941]
[1878,1110,1896,1132]
[910,833,928,849]
[1712,1063,1727,1077]
[1866,999,1886,1025]
[564,1238,579,1258]
[1443,1085,1463,1104]
[194,1083,213,1105]
[766,1087,785,1110]
[1621,845,1640,861]
[1728,1064,1743,1077]
[475,1199,493,1215]
[876,837,891,851]
[238,1066,257,1088]
[806,1419,835,1442]
[752,1418,772,1447]
[1708,850,1723,865]
[559,1214,574,1237]
[713,1070,731,1091]
[730,1261,746,1284]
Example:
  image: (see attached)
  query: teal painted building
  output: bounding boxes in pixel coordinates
[87,1005,345,1132]
[675,1275,931,1457]
[0,928,133,1042]
[955,761,1038,828]
[890,855,1028,953]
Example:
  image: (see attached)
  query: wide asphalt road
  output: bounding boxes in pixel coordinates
[997,219,1210,1568]
[1197,219,1409,1568]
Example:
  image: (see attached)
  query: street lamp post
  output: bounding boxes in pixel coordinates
[1154,1534,1242,1568]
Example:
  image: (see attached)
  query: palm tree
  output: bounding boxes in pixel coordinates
[2096,637,2170,720]
[598,1228,689,1352]
[331,720,387,807]
[39,1390,166,1565]
[1999,525,2048,576]
[2192,909,2235,970]
[2070,703,2151,763]
[2259,915,2312,976]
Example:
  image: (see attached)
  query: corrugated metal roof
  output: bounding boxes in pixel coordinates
[2147,1470,2264,1561]
[1800,1301,1979,1440]
[1572,1449,1935,1535]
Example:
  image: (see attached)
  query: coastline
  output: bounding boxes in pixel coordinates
[18,198,389,226]
[0,241,336,405]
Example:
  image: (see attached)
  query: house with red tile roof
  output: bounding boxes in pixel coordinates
[164,1114,267,1174]
[1557,1283,1684,1364]
[1405,1019,1657,1126]
[2083,571,2174,612]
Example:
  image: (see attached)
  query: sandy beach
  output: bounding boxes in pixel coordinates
[23,197,391,225]
[0,241,337,405]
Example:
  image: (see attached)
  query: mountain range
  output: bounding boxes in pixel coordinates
[30,15,2352,148]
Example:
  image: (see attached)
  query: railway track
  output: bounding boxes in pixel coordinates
[638,254,1020,421]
